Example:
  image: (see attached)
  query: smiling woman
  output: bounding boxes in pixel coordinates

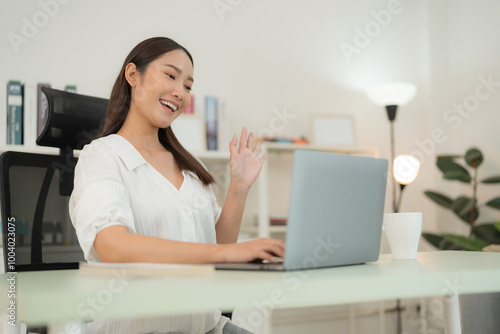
[69,37,283,334]
[98,37,214,186]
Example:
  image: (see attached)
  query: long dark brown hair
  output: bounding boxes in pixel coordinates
[99,37,215,185]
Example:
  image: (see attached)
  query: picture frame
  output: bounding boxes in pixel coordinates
[310,115,356,146]
[171,114,207,152]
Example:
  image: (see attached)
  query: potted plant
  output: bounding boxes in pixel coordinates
[423,147,500,250]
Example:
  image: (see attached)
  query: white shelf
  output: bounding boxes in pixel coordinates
[0,145,61,155]
[191,150,230,161]
[241,225,288,235]
[262,142,379,157]
[0,145,230,160]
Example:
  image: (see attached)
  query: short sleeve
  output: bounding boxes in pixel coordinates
[209,184,222,224]
[190,156,223,225]
[69,142,136,261]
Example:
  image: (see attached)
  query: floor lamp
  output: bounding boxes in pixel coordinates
[366,82,417,213]
[367,82,417,334]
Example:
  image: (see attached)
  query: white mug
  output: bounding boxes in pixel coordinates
[383,212,422,260]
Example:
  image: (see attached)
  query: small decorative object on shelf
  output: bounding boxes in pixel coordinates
[310,114,356,146]
[7,80,23,145]
[184,94,194,114]
[205,95,218,150]
[258,136,309,144]
[270,216,287,226]
[64,85,77,93]
[42,221,64,245]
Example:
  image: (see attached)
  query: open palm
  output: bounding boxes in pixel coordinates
[229,127,267,190]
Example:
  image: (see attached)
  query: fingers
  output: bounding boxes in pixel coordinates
[238,127,248,153]
[254,139,261,155]
[247,132,255,150]
[235,127,263,155]
[224,238,285,263]
[257,238,285,260]
[229,134,237,154]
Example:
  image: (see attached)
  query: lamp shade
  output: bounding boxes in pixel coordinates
[366,82,417,107]
[393,155,420,185]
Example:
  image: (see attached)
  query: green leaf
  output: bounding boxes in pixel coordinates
[424,191,453,208]
[422,233,464,250]
[437,159,469,175]
[422,233,444,249]
[451,196,479,224]
[437,155,462,160]
[443,170,471,183]
[485,197,500,210]
[472,224,500,244]
[439,239,465,250]
[443,234,490,251]
[465,148,483,168]
[458,198,477,217]
[481,175,500,184]
[495,222,500,233]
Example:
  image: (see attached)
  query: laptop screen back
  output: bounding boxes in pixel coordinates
[284,150,388,270]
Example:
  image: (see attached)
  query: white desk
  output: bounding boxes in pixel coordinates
[1,251,500,327]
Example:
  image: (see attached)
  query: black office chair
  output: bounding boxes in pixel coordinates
[0,87,108,273]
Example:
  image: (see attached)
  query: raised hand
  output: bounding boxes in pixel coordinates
[229,127,267,191]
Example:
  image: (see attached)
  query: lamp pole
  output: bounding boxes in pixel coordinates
[367,82,417,334]
[385,104,398,213]
[385,104,404,334]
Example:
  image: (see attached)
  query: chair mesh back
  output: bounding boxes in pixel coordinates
[1,150,85,271]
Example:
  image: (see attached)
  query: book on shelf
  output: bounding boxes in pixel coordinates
[79,261,215,278]
[37,83,51,138]
[7,80,23,145]
[22,82,37,146]
[217,99,229,152]
[64,85,77,93]
[184,94,194,114]
[270,217,287,226]
[205,95,218,150]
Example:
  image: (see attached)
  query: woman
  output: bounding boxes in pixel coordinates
[69,37,284,333]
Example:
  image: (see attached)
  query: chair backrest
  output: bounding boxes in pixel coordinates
[0,88,108,272]
[37,86,108,155]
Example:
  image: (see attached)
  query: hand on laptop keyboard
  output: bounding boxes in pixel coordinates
[249,257,284,264]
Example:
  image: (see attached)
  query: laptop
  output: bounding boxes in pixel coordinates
[215,149,388,271]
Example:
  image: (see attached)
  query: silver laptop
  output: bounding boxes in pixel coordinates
[216,149,388,271]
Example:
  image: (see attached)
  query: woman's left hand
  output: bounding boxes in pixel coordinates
[229,127,267,192]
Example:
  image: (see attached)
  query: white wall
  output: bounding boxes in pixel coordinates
[1,0,499,247]
[426,0,500,237]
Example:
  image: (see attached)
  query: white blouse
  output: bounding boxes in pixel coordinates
[69,134,226,334]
